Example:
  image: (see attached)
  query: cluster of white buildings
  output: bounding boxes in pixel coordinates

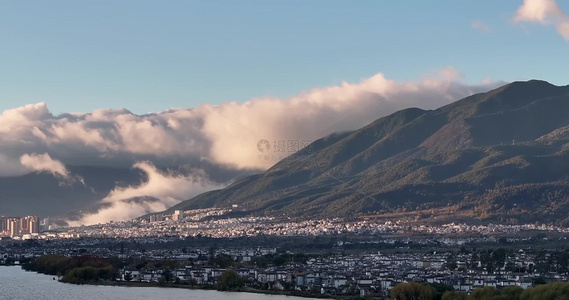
[113,250,565,297]
[5,207,569,241]
[33,209,569,240]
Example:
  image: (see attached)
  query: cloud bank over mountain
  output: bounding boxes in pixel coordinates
[20,153,71,179]
[0,68,502,224]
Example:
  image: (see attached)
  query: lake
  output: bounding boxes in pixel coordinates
[0,266,316,300]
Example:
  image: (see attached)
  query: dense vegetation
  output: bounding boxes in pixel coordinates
[162,80,569,225]
[392,282,569,300]
[390,282,436,300]
[216,269,246,291]
[22,255,117,284]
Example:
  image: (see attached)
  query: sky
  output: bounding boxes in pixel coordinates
[1,0,569,224]
[0,0,568,114]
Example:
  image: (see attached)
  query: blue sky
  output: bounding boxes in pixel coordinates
[0,0,567,114]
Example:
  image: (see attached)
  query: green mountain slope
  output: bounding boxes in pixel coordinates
[166,80,569,224]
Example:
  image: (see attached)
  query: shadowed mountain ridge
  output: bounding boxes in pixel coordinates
[164,80,569,224]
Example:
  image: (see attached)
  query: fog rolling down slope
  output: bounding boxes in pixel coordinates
[167,80,569,224]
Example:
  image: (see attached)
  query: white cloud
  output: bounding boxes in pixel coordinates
[513,0,569,40]
[0,67,503,223]
[19,153,84,185]
[0,67,502,175]
[471,20,491,32]
[20,153,70,178]
[201,67,502,169]
[70,161,220,225]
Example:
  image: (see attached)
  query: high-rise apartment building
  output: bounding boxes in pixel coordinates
[0,216,7,233]
[0,216,41,237]
[26,216,40,234]
[8,218,20,237]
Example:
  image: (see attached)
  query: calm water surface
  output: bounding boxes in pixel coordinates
[0,266,313,300]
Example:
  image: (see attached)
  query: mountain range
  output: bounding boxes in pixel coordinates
[162,80,569,225]
[3,79,569,226]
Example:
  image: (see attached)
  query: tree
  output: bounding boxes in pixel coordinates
[217,270,244,291]
[441,291,467,300]
[470,252,480,269]
[493,248,507,270]
[468,286,522,300]
[428,283,453,300]
[521,282,569,300]
[500,286,523,300]
[446,259,458,271]
[189,278,198,288]
[469,287,501,300]
[505,261,517,272]
[390,282,435,300]
[161,268,173,283]
[534,250,549,273]
[214,254,234,268]
[557,251,569,273]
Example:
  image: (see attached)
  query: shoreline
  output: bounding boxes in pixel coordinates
[20,267,335,299]
[71,281,334,299]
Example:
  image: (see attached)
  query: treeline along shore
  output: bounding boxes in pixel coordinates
[19,255,330,299]
[21,255,117,284]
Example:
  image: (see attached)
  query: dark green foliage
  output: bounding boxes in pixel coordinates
[428,283,454,300]
[22,255,117,284]
[22,255,117,283]
[532,249,569,274]
[446,283,569,300]
[442,291,467,300]
[475,248,509,274]
[161,268,173,283]
[500,286,524,300]
[213,254,234,268]
[217,270,244,291]
[521,282,569,300]
[390,282,436,300]
[61,265,116,284]
[23,255,109,275]
[469,287,500,300]
[251,253,307,268]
